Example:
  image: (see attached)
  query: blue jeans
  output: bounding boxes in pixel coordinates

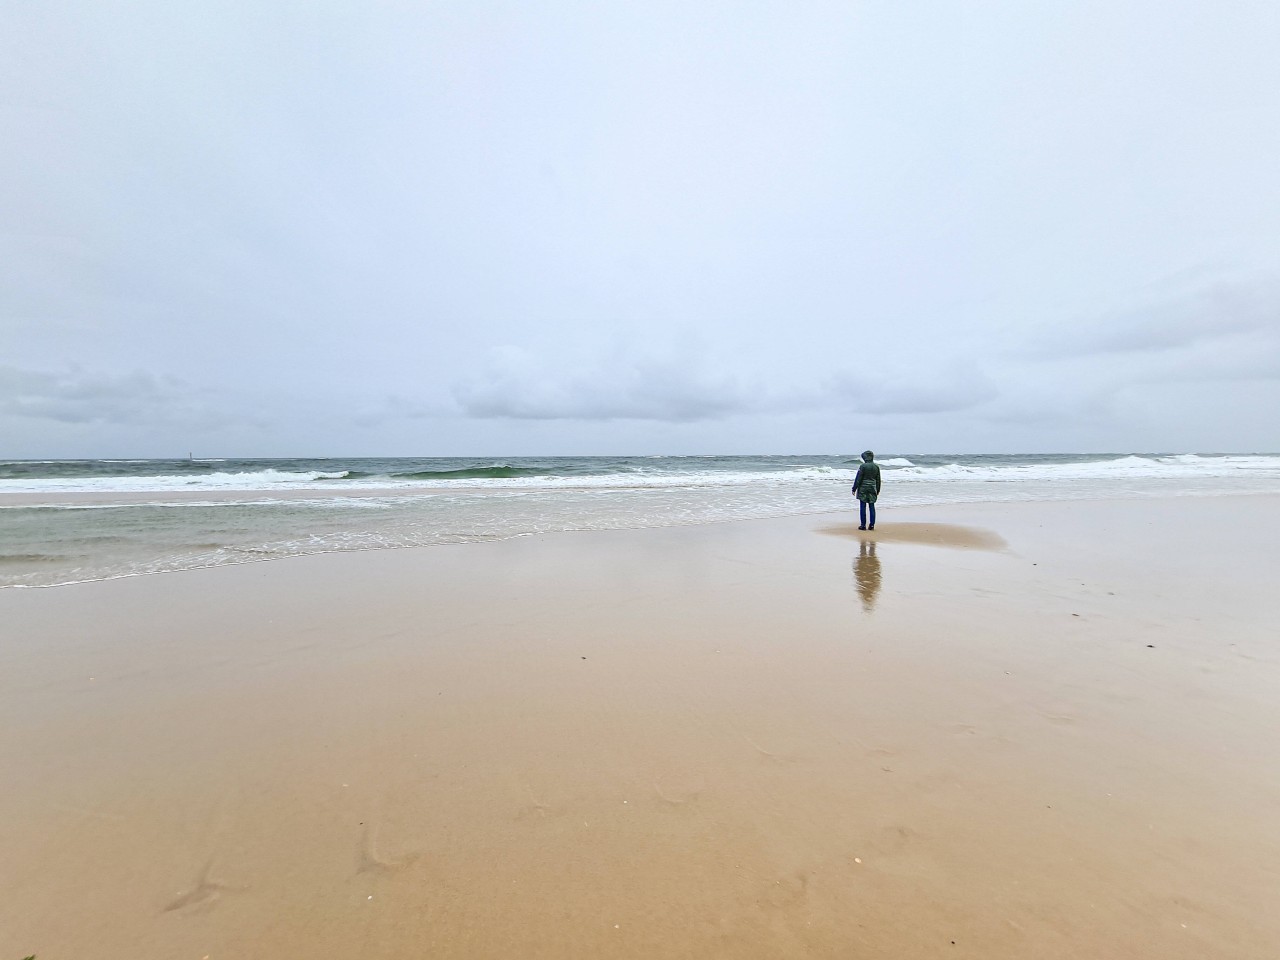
[859,501,876,528]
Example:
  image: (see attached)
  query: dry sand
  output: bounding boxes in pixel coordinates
[2,495,1279,959]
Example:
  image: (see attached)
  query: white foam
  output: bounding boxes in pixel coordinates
[0,469,350,494]
[7,455,1280,589]
[2,455,1279,497]
[895,454,1280,483]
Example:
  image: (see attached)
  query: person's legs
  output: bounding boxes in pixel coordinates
[868,503,876,529]
[858,500,867,529]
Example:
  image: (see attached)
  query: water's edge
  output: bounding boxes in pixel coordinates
[4,454,1278,588]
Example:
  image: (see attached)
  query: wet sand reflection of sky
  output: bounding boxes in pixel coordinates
[817,522,1007,552]
[853,540,882,613]
[818,521,1007,615]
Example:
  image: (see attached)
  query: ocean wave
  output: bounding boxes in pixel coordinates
[391,465,548,480]
[1,454,1277,497]
[6,453,1280,588]
[842,457,914,467]
[0,469,356,494]
[894,454,1280,482]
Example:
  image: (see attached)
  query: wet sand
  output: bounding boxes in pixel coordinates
[816,520,1009,551]
[2,495,1279,959]
[0,486,483,507]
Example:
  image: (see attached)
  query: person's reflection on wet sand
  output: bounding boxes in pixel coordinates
[853,539,882,613]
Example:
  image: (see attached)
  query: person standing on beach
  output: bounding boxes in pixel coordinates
[852,450,881,530]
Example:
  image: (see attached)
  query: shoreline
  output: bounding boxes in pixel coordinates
[4,489,1278,593]
[2,496,1279,958]
[5,482,1277,510]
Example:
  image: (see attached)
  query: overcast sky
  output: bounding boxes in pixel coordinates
[3,1,1279,457]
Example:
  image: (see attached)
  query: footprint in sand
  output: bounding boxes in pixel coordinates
[163,859,242,913]
[836,735,897,758]
[515,781,567,821]
[356,823,419,876]
[757,871,811,912]
[652,778,704,806]
[744,735,800,764]
[866,823,924,857]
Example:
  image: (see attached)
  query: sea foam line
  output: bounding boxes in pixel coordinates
[1,454,1278,496]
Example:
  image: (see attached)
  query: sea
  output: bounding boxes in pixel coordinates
[3,453,1279,588]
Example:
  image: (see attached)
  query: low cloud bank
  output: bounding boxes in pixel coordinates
[1031,276,1280,362]
[825,365,997,415]
[452,346,759,422]
[0,365,226,428]
[452,345,1000,423]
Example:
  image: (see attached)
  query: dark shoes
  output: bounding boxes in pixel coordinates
[858,525,866,530]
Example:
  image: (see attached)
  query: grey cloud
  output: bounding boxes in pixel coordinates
[348,393,458,428]
[0,365,230,428]
[1140,325,1280,385]
[825,365,998,415]
[4,2,1280,456]
[455,348,1003,424]
[1033,277,1280,359]
[453,346,758,422]
[979,276,1280,432]
[978,384,1118,428]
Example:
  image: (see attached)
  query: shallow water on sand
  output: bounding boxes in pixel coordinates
[3,453,1279,586]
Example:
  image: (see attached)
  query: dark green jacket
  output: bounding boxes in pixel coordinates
[853,461,881,502]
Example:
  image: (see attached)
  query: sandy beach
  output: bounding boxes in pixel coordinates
[2,495,1279,959]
